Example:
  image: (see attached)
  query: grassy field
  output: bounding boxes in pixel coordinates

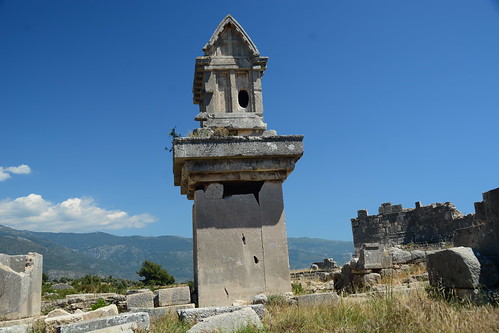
[150,290,499,333]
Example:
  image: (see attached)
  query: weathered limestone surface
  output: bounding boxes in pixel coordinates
[178,304,264,324]
[126,291,154,309]
[295,292,340,306]
[0,326,29,333]
[84,323,135,333]
[357,243,392,269]
[193,181,292,306]
[173,136,304,199]
[129,304,195,321]
[186,307,262,333]
[0,253,42,320]
[44,304,119,333]
[426,247,481,289]
[57,312,150,333]
[154,287,191,307]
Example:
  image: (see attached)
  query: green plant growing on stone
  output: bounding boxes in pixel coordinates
[291,282,305,295]
[166,126,182,152]
[137,260,175,286]
[90,298,108,310]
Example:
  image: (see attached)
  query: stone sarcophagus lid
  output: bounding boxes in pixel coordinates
[172,15,303,307]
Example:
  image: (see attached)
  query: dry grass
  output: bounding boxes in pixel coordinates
[264,291,498,333]
[149,290,499,333]
[379,263,427,285]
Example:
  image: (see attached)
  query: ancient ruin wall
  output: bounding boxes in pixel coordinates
[350,202,475,251]
[454,187,499,257]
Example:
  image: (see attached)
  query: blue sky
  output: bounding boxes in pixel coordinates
[1,1,498,241]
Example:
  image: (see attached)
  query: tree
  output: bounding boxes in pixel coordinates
[137,260,175,286]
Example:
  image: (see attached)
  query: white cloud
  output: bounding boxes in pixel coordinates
[0,164,32,181]
[0,194,157,232]
[5,164,31,174]
[0,168,11,181]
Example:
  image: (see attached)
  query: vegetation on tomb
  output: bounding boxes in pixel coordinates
[166,126,182,152]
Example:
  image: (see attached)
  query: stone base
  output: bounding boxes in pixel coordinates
[193,181,291,307]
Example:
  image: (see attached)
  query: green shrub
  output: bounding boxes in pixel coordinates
[291,282,304,295]
[137,261,175,286]
[90,298,108,310]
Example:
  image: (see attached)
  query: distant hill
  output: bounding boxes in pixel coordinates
[287,237,353,270]
[0,225,353,282]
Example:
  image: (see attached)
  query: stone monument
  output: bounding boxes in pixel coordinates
[0,252,42,320]
[172,15,303,307]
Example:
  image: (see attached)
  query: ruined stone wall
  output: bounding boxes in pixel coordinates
[454,187,499,257]
[351,202,475,251]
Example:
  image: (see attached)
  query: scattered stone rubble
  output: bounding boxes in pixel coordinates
[42,293,127,313]
[349,187,499,302]
[0,285,198,332]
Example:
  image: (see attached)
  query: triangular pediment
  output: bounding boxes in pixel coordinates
[203,15,260,57]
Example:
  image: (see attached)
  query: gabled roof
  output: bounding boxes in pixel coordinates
[202,14,260,57]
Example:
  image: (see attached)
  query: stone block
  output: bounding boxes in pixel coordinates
[173,136,304,198]
[46,309,70,318]
[0,253,42,320]
[84,323,135,333]
[178,304,264,324]
[193,181,291,307]
[358,244,392,269]
[154,286,191,306]
[357,210,368,218]
[390,247,412,264]
[295,292,339,306]
[126,291,154,309]
[129,304,195,321]
[204,183,223,199]
[252,294,267,305]
[186,307,262,333]
[0,325,29,333]
[426,247,481,289]
[58,312,150,333]
[378,203,393,214]
[361,273,381,288]
[82,304,118,321]
[44,313,85,333]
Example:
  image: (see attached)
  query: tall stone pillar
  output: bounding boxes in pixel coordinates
[173,15,303,307]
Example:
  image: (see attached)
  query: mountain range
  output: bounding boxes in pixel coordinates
[0,225,353,282]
